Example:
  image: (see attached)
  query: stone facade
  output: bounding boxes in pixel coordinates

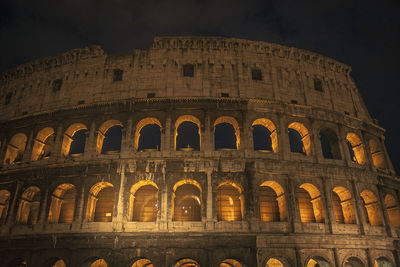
[0,37,398,267]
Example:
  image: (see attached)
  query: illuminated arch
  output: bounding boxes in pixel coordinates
[288,122,311,155]
[172,179,202,221]
[297,183,324,223]
[360,190,383,226]
[332,186,356,224]
[3,133,27,165]
[129,181,159,222]
[265,258,289,267]
[306,257,330,267]
[174,258,200,267]
[384,194,400,228]
[220,259,243,267]
[343,257,365,267]
[61,123,88,156]
[369,139,386,169]
[16,186,41,225]
[374,257,393,267]
[131,258,154,267]
[319,128,341,159]
[346,133,366,165]
[217,181,244,221]
[0,189,11,224]
[82,258,108,267]
[44,258,67,267]
[31,127,55,161]
[174,115,201,151]
[259,181,287,222]
[252,118,278,152]
[134,117,162,151]
[96,120,123,154]
[48,183,77,223]
[86,182,114,222]
[7,258,28,267]
[214,116,240,150]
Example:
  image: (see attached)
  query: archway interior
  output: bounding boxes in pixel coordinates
[94,187,115,222]
[344,257,364,267]
[217,183,243,221]
[131,184,158,222]
[7,258,28,267]
[253,125,273,151]
[319,128,341,160]
[138,124,161,151]
[385,194,400,228]
[220,258,243,267]
[131,258,154,267]
[48,184,76,224]
[17,186,41,225]
[332,186,356,224]
[4,133,27,164]
[215,123,237,150]
[69,129,88,155]
[297,184,324,223]
[259,186,280,222]
[0,189,11,223]
[360,190,383,226]
[374,257,393,267]
[174,258,200,267]
[173,184,201,221]
[288,129,305,154]
[101,125,122,154]
[266,258,285,267]
[176,121,200,151]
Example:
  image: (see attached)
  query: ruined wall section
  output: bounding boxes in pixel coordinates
[0,37,371,123]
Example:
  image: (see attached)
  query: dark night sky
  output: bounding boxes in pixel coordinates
[1,0,399,173]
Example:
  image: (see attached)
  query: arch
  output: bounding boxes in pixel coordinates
[214,116,240,150]
[297,183,324,223]
[259,181,287,222]
[31,127,56,160]
[252,118,278,152]
[86,182,114,222]
[131,258,154,267]
[61,123,88,156]
[220,259,243,267]
[369,139,386,169]
[360,190,383,226]
[265,257,289,267]
[344,257,364,267]
[16,186,41,225]
[175,115,201,151]
[7,258,28,267]
[346,133,366,165]
[48,183,77,223]
[0,189,11,224]
[44,258,66,267]
[172,180,202,221]
[174,258,200,267]
[384,194,400,228]
[332,186,356,224]
[96,120,123,154]
[306,257,330,267]
[288,122,311,155]
[129,181,158,222]
[374,257,393,267]
[217,181,244,221]
[83,258,108,267]
[319,128,341,159]
[3,133,27,165]
[134,117,162,151]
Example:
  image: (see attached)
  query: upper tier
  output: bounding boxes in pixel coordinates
[0,36,371,122]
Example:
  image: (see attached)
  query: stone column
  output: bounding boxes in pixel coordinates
[159,164,168,230]
[74,183,85,223]
[116,162,126,224]
[51,124,63,162]
[206,170,213,230]
[6,182,21,226]
[204,110,212,156]
[241,110,252,153]
[162,110,171,154]
[350,180,365,235]
[278,114,290,161]
[321,177,333,233]
[38,187,50,224]
[22,130,34,162]
[360,130,374,170]
[376,184,392,236]
[286,176,297,233]
[309,118,320,163]
[84,121,96,160]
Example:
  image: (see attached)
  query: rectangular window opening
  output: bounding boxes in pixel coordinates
[147,93,156,98]
[53,79,62,92]
[221,93,229,97]
[113,69,123,81]
[314,78,323,92]
[251,68,263,81]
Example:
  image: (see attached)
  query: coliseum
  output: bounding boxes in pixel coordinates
[0,36,399,267]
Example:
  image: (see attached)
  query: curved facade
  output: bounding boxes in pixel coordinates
[0,36,399,267]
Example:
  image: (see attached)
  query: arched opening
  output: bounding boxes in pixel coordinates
[266,258,287,267]
[129,181,158,222]
[0,189,11,224]
[48,184,76,224]
[175,115,201,151]
[332,186,356,224]
[174,258,200,267]
[16,186,41,225]
[217,181,244,221]
[214,116,240,150]
[259,181,286,222]
[288,122,311,155]
[131,258,154,267]
[346,133,366,165]
[83,258,108,267]
[319,128,341,159]
[135,118,162,152]
[172,180,202,221]
[369,139,386,169]
[297,184,324,223]
[7,258,28,267]
[374,257,393,267]
[86,182,114,222]
[220,259,243,267]
[31,127,56,160]
[306,257,330,267]
[96,120,123,154]
[384,194,400,228]
[61,123,88,156]
[360,190,383,226]
[252,118,278,152]
[3,133,27,165]
[344,257,364,267]
[45,258,66,267]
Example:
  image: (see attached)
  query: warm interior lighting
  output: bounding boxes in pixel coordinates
[288,122,311,155]
[360,190,383,226]
[96,120,123,154]
[252,118,278,152]
[129,181,158,222]
[90,259,108,267]
[48,183,76,224]
[259,180,286,222]
[3,133,27,165]
[332,186,356,224]
[61,123,88,156]
[131,258,154,267]
[384,194,400,228]
[86,182,114,222]
[220,259,242,267]
[217,181,244,221]
[297,183,324,223]
[173,180,201,221]
[369,139,386,169]
[31,127,55,160]
[346,133,366,165]
[174,258,200,267]
[16,186,41,225]
[0,189,11,224]
[266,258,285,267]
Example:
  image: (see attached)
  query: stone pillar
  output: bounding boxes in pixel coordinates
[74,183,85,223]
[309,119,320,163]
[6,182,21,226]
[321,177,333,233]
[376,184,392,236]
[379,137,396,175]
[162,110,171,154]
[360,130,374,170]
[51,124,63,161]
[116,162,126,223]
[241,110,252,152]
[22,130,34,162]
[287,176,297,233]
[0,136,7,165]
[206,170,213,230]
[84,121,96,159]
[159,164,168,230]
[38,187,50,224]
[278,114,290,161]
[204,110,212,156]
[350,180,366,235]
[338,124,351,166]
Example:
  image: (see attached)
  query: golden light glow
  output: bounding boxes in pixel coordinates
[96,120,123,154]
[172,180,202,221]
[346,133,366,165]
[132,259,154,267]
[259,181,286,222]
[174,115,201,150]
[298,183,324,223]
[3,133,27,165]
[214,116,240,150]
[360,190,383,226]
[134,117,162,151]
[48,184,76,224]
[384,194,400,228]
[129,181,159,222]
[332,186,356,224]
[252,118,278,152]
[16,186,41,225]
[369,139,386,169]
[266,258,284,267]
[52,259,66,267]
[288,122,311,155]
[31,127,55,161]
[91,259,108,267]
[86,182,114,222]
[220,259,242,267]
[0,189,11,223]
[217,181,244,221]
[61,123,87,156]
[174,258,200,267]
